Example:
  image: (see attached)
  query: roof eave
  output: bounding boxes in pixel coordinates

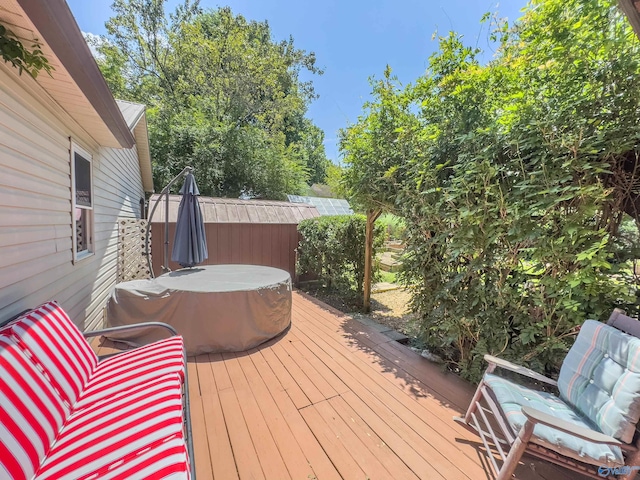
[134,114,155,193]
[16,0,135,149]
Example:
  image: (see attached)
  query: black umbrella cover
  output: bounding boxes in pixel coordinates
[171,172,208,268]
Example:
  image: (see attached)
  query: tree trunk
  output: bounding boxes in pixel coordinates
[363,209,382,312]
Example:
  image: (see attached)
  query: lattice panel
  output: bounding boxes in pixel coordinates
[117,218,151,282]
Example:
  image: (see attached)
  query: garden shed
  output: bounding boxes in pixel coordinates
[150,196,320,278]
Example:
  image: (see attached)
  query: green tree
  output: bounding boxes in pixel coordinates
[97,0,327,199]
[340,66,417,215]
[340,65,419,310]
[325,162,346,198]
[296,119,330,185]
[341,0,640,381]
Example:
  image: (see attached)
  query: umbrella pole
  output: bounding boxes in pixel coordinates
[145,166,193,278]
[164,191,169,273]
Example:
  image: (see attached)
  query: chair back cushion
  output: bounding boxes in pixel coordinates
[0,335,69,480]
[558,319,640,443]
[6,301,98,407]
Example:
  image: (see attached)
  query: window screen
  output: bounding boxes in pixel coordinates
[74,152,91,207]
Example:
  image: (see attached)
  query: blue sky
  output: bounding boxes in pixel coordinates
[67,0,528,162]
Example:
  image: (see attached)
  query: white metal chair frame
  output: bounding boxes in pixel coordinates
[454,310,640,480]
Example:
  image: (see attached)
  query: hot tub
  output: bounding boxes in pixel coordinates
[105,265,292,355]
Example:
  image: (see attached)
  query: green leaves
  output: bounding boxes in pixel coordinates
[98,1,326,199]
[0,23,52,78]
[341,0,640,382]
[339,66,419,215]
[297,215,385,296]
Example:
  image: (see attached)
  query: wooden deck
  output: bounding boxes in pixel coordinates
[95,291,587,480]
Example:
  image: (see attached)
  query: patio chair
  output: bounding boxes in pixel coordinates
[454,309,640,480]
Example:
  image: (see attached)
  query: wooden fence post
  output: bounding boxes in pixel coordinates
[363,209,381,312]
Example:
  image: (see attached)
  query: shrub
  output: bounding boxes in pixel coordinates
[341,0,640,383]
[394,0,640,383]
[377,214,406,242]
[297,215,384,296]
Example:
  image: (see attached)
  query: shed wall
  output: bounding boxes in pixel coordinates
[151,223,299,278]
[0,65,144,330]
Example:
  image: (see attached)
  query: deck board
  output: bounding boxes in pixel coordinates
[222,352,292,480]
[188,359,215,480]
[210,353,266,480]
[247,345,343,480]
[327,395,420,480]
[290,306,484,479]
[291,308,490,475]
[194,355,238,480]
[90,291,588,480]
[233,350,317,480]
[271,340,327,405]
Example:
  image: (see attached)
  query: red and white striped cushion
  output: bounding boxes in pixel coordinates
[75,436,190,480]
[2,303,190,479]
[75,336,185,409]
[7,301,97,406]
[35,374,189,480]
[0,335,69,480]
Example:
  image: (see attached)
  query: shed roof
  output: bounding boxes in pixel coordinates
[116,99,146,129]
[150,195,320,224]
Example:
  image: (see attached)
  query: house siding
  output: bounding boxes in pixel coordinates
[0,66,144,332]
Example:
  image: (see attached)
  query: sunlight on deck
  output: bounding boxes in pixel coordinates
[94,291,587,480]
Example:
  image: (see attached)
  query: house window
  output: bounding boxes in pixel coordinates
[72,144,93,261]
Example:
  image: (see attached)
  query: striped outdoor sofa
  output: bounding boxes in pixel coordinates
[0,301,194,480]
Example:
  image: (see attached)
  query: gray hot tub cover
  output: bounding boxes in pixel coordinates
[105,265,291,355]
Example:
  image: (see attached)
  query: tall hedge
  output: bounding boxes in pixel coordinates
[341,0,640,382]
[297,215,384,296]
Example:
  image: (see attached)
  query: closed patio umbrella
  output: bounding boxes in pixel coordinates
[171,172,208,268]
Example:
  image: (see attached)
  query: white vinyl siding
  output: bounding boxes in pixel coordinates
[0,65,144,331]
